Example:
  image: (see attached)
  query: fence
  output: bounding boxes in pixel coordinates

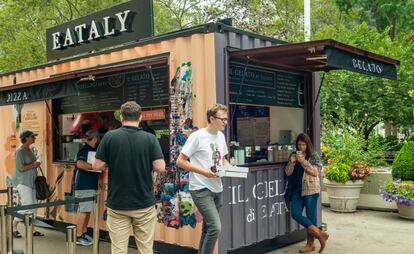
[0,186,100,254]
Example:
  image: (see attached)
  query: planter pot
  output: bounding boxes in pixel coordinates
[323,179,364,212]
[396,203,414,220]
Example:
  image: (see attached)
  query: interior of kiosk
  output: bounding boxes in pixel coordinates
[51,62,170,164]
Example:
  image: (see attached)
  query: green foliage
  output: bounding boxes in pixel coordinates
[392,142,414,181]
[335,0,414,39]
[0,0,127,72]
[325,162,349,183]
[322,126,386,166]
[315,22,414,139]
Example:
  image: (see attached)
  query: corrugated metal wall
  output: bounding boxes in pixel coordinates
[214,31,279,104]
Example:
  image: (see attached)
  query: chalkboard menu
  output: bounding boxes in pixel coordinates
[229,63,304,108]
[60,66,168,114]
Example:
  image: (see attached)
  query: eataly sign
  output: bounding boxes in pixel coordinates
[51,10,131,50]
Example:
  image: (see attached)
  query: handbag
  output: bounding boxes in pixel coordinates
[35,167,51,200]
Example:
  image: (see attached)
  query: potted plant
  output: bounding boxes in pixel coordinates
[321,129,375,212]
[324,160,372,212]
[381,141,414,219]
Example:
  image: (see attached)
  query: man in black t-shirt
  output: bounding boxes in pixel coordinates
[93,101,166,254]
[74,129,100,246]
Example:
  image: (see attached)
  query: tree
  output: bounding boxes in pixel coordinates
[0,0,127,72]
[314,22,414,146]
[334,0,414,40]
[0,0,228,72]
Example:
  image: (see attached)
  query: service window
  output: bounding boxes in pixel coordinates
[52,65,170,163]
[228,62,305,165]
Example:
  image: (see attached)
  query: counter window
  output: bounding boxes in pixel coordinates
[51,65,170,163]
[228,62,306,165]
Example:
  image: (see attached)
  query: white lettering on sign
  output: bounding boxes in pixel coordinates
[51,10,132,50]
[228,179,289,223]
[6,92,28,103]
[352,59,383,74]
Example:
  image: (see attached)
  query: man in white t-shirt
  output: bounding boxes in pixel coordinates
[177,104,229,254]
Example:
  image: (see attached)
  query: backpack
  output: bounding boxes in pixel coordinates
[35,167,51,200]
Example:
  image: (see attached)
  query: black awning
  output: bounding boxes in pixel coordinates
[0,54,169,107]
[0,80,79,106]
[325,47,397,80]
[229,39,400,80]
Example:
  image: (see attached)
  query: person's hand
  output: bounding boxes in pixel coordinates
[296,152,305,163]
[290,153,297,163]
[33,161,41,168]
[201,168,218,178]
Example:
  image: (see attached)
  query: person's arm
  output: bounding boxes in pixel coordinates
[285,153,297,176]
[176,153,216,178]
[18,161,41,173]
[152,159,166,173]
[76,160,93,171]
[297,153,320,177]
[92,159,107,172]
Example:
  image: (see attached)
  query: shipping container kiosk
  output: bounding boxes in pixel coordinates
[0,1,399,253]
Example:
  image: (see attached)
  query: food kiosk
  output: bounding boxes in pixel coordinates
[0,1,399,253]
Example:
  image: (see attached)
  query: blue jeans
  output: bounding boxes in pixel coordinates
[291,193,319,228]
[190,188,223,254]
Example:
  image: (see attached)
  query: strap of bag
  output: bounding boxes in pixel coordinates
[37,166,45,177]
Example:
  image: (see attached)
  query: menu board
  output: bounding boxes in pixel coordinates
[60,66,168,114]
[229,63,304,108]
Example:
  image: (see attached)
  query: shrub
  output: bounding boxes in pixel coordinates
[324,161,372,183]
[392,142,414,181]
[325,162,350,183]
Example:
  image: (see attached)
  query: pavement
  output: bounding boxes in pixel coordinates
[10,206,414,254]
[268,206,414,254]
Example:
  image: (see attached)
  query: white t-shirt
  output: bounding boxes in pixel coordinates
[181,128,228,193]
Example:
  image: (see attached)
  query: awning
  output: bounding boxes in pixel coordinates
[0,55,168,106]
[229,39,400,80]
[0,80,79,106]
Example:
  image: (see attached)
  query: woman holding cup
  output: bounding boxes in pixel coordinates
[285,133,328,253]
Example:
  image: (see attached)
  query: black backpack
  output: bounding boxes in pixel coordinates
[35,167,51,200]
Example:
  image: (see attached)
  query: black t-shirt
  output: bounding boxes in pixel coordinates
[95,125,164,210]
[74,144,99,190]
[291,163,304,194]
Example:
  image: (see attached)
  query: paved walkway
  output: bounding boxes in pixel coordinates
[11,206,414,254]
[268,207,414,254]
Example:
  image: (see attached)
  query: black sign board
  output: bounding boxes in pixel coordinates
[229,63,304,108]
[0,80,79,106]
[60,66,168,114]
[325,46,397,80]
[46,0,154,61]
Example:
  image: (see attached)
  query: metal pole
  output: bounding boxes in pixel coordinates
[304,0,311,41]
[0,205,7,254]
[6,186,13,254]
[24,212,33,254]
[66,225,77,254]
[6,187,13,207]
[6,213,13,254]
[92,194,100,254]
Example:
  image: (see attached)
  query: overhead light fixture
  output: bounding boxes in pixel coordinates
[306,56,327,61]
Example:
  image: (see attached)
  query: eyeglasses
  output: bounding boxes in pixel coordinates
[213,116,228,123]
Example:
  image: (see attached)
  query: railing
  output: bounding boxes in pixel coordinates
[0,186,100,254]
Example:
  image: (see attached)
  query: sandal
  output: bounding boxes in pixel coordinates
[13,230,22,238]
[33,231,44,237]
